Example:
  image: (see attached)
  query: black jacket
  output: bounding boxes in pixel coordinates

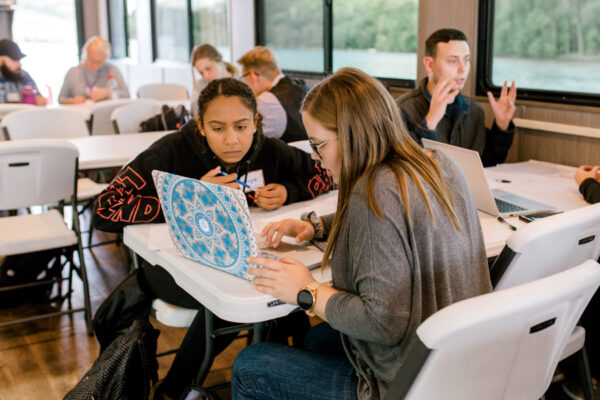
[397,78,514,167]
[92,120,332,232]
[269,76,309,143]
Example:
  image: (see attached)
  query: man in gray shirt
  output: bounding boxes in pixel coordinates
[58,36,129,104]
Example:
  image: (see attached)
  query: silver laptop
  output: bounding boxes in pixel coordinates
[422,139,555,217]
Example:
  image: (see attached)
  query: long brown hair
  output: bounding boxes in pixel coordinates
[302,68,461,265]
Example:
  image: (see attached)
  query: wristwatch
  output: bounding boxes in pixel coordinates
[300,211,324,240]
[297,282,321,316]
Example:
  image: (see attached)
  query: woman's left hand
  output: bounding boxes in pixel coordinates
[248,256,315,304]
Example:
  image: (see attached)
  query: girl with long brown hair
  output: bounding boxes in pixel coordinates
[231,68,491,400]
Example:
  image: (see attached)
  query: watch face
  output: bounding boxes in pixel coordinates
[297,289,314,310]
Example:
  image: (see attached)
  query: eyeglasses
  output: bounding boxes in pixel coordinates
[308,138,335,159]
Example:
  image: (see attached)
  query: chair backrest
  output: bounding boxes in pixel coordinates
[111,101,161,134]
[386,259,600,400]
[1,108,89,140]
[0,103,36,121]
[491,203,600,290]
[0,139,78,209]
[137,83,189,101]
[288,140,311,154]
[90,99,144,135]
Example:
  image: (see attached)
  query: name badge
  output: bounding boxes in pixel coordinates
[6,91,21,103]
[239,169,265,191]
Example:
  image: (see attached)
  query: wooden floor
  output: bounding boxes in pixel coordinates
[0,221,244,400]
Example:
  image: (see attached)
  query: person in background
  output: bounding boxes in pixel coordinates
[190,43,238,116]
[58,36,129,104]
[238,46,309,143]
[397,28,517,167]
[231,68,491,400]
[0,39,47,106]
[575,165,600,204]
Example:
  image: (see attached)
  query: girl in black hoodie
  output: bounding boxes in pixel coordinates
[92,78,331,400]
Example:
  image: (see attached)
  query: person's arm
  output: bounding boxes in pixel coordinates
[481,120,515,167]
[92,151,167,232]
[256,92,287,139]
[270,141,333,204]
[579,178,600,204]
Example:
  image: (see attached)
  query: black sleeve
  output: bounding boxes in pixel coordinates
[481,120,515,167]
[270,142,333,204]
[580,178,600,204]
[92,151,169,233]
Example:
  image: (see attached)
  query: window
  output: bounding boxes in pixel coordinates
[152,0,190,62]
[332,0,417,80]
[477,0,600,105]
[107,0,127,58]
[257,0,418,84]
[191,0,229,59]
[260,0,324,73]
[12,0,79,104]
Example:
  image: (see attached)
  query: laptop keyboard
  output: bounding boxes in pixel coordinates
[495,198,526,214]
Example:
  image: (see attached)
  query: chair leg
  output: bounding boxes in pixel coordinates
[72,209,93,336]
[577,347,596,400]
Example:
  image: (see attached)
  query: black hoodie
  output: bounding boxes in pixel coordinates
[92,120,332,232]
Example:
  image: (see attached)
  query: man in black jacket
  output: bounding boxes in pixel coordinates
[238,46,309,143]
[397,28,518,167]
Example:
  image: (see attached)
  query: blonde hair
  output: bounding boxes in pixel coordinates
[237,46,280,80]
[302,68,461,265]
[82,36,111,60]
[191,44,237,76]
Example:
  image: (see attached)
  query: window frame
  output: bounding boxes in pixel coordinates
[476,0,600,107]
[254,0,416,89]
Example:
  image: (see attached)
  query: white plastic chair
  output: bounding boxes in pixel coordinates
[0,139,92,333]
[489,202,600,399]
[89,99,144,135]
[288,140,312,154]
[111,101,161,134]
[385,259,600,400]
[1,108,109,248]
[137,83,189,101]
[1,108,90,140]
[0,103,36,125]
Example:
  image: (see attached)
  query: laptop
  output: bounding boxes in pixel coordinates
[152,170,324,280]
[422,139,555,217]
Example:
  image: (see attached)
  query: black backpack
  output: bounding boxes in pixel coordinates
[63,318,159,400]
[139,104,191,132]
[0,248,65,308]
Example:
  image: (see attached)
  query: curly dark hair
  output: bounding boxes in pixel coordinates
[196,78,263,135]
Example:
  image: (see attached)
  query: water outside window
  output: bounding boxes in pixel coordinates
[332,0,418,80]
[492,0,600,94]
[12,0,78,104]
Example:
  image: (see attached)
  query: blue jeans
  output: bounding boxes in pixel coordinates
[232,323,358,400]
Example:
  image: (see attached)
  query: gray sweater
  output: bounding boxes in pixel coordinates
[58,63,130,104]
[324,151,491,399]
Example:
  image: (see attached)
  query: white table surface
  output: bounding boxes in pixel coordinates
[124,191,339,323]
[68,130,173,170]
[481,160,586,257]
[123,161,588,323]
[54,99,190,118]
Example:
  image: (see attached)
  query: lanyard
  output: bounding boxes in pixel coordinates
[81,65,102,92]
